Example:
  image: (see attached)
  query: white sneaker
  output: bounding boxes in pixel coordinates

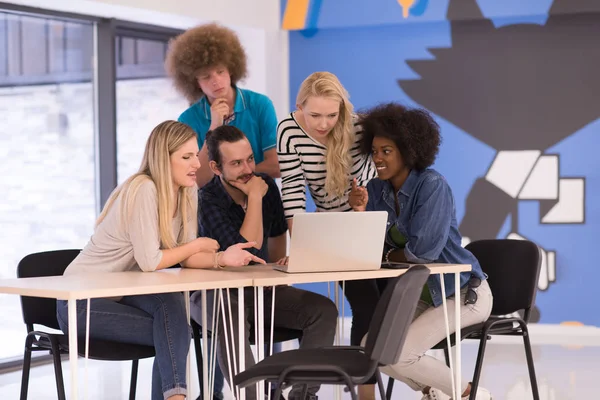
[420,387,493,400]
[462,387,492,400]
[421,388,448,400]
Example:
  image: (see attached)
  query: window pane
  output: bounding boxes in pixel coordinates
[0,16,96,360]
[116,32,186,181]
[65,21,93,73]
[136,38,165,64]
[0,15,7,76]
[116,77,188,183]
[21,16,48,76]
[119,37,136,65]
[48,22,66,74]
[6,15,21,76]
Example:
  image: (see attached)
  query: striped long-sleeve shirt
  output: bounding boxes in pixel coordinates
[277,112,377,219]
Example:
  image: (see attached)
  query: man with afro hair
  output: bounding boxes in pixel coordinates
[166,23,281,188]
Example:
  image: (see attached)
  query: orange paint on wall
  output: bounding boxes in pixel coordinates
[282,0,310,30]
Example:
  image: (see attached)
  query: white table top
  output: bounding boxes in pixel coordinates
[0,264,471,300]
[229,263,472,286]
[0,268,253,300]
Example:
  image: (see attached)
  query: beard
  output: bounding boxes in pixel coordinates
[222,172,254,193]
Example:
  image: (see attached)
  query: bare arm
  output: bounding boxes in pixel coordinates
[181,251,217,269]
[195,145,214,188]
[255,148,281,178]
[268,233,288,263]
[286,218,293,236]
[228,176,269,249]
[155,242,210,270]
[239,193,264,249]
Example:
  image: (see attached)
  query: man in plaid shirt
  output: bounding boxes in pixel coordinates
[189,125,337,400]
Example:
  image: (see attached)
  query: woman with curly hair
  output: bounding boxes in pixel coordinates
[349,103,494,400]
[165,23,280,188]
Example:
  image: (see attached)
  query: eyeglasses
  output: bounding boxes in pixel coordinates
[464,276,481,306]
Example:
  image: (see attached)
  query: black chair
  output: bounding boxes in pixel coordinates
[385,239,542,400]
[17,250,156,400]
[191,318,303,399]
[233,265,431,400]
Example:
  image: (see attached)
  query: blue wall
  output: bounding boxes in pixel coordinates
[287,0,600,325]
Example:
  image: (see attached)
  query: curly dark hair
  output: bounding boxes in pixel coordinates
[165,23,248,103]
[358,103,441,170]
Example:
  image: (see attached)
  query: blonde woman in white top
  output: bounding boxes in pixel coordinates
[57,120,263,400]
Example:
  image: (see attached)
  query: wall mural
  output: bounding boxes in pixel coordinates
[396,0,598,320]
[285,0,600,325]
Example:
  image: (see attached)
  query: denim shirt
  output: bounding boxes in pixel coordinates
[366,169,486,307]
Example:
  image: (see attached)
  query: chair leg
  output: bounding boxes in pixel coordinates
[521,325,540,400]
[192,321,205,398]
[129,360,139,400]
[347,383,358,400]
[376,371,387,400]
[300,384,309,399]
[19,336,34,400]
[444,347,451,367]
[469,335,489,400]
[49,338,66,400]
[385,376,395,400]
[274,383,285,400]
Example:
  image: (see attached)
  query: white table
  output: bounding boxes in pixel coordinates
[0,268,254,400]
[233,263,471,400]
[1,263,471,400]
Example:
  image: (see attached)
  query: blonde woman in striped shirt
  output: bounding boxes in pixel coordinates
[276,71,379,399]
[277,71,376,227]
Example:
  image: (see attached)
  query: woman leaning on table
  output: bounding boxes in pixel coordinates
[56,120,264,400]
[349,103,494,400]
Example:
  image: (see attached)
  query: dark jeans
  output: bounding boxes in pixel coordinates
[190,286,338,400]
[57,293,191,400]
[340,278,389,346]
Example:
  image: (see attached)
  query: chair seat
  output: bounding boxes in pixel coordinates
[432,316,524,350]
[234,348,373,388]
[37,333,155,361]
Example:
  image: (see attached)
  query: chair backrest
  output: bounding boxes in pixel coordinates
[465,239,541,319]
[17,249,81,331]
[365,265,430,366]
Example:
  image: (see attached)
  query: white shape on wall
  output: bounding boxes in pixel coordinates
[519,155,559,200]
[542,179,585,223]
[485,150,541,198]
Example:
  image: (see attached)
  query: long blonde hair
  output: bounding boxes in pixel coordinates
[296,71,354,197]
[97,121,198,249]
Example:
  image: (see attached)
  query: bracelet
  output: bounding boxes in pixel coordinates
[385,248,395,265]
[213,251,225,269]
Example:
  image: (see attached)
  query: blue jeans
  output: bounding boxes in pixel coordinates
[57,293,191,400]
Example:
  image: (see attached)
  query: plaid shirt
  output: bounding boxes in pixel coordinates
[198,173,288,262]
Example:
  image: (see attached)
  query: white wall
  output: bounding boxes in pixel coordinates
[4,0,290,117]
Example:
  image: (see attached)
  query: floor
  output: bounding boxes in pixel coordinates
[1,322,598,399]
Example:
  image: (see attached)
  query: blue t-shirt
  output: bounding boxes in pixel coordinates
[178,87,277,164]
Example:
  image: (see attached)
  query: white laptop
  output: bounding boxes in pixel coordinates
[272,211,388,273]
